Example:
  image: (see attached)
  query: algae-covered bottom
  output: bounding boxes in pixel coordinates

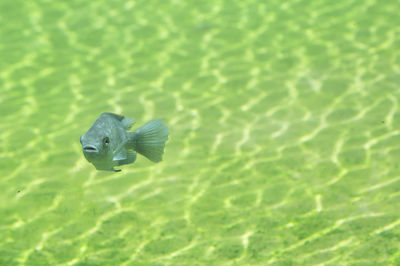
[0,0,399,265]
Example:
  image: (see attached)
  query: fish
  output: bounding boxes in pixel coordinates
[80,112,169,172]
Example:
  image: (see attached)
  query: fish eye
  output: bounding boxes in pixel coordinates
[103,136,110,145]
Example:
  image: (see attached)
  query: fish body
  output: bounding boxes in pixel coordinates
[80,112,168,172]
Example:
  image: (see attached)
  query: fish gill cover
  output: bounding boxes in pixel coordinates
[0,0,399,265]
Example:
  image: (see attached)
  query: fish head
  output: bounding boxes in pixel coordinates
[80,113,129,171]
[80,130,113,165]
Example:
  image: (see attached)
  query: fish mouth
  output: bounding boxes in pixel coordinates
[83,145,98,153]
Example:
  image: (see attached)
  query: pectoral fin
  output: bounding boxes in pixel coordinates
[113,149,127,161]
[115,151,136,166]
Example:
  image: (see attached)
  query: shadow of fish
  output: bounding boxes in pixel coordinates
[80,112,169,172]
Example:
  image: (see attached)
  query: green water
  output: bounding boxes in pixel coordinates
[1,0,400,265]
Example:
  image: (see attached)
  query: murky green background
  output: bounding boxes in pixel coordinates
[1,0,400,265]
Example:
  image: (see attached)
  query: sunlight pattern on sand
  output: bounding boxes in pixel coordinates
[0,0,400,265]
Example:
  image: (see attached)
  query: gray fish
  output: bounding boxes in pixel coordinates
[80,112,168,172]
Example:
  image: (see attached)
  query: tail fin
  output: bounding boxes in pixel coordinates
[130,119,168,162]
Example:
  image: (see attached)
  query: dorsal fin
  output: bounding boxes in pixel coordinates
[100,112,136,129]
[101,112,125,121]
